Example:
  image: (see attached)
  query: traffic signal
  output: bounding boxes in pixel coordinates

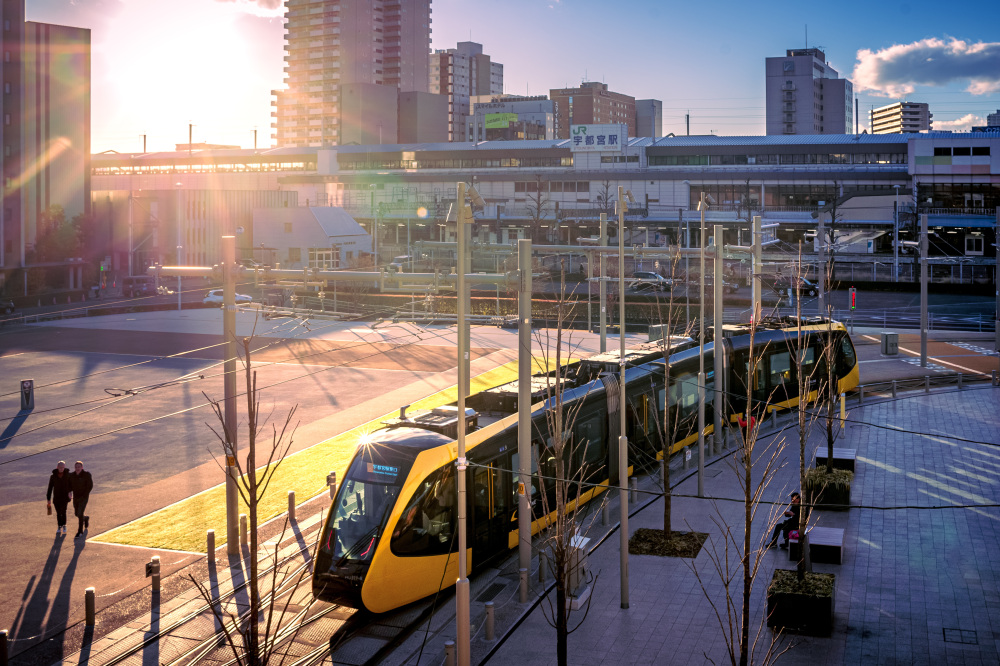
[849,286,856,310]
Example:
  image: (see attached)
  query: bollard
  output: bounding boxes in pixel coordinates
[957,373,963,390]
[327,471,337,500]
[771,408,778,428]
[444,640,456,666]
[630,477,638,504]
[207,529,215,555]
[519,568,528,604]
[239,514,248,548]
[485,601,495,641]
[891,380,897,399]
[288,491,296,523]
[602,501,609,527]
[538,551,546,583]
[840,393,846,424]
[925,376,930,393]
[151,556,161,594]
[2,628,8,666]
[85,587,96,626]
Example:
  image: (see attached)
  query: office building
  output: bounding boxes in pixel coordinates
[429,42,503,142]
[987,110,1000,127]
[466,95,556,142]
[1,0,90,292]
[765,48,853,135]
[272,0,432,148]
[635,99,663,138]
[549,82,636,139]
[870,102,932,134]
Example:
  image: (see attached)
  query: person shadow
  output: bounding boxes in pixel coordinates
[0,409,31,449]
[10,534,63,646]
[51,534,87,658]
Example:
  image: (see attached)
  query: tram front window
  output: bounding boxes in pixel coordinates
[328,455,405,563]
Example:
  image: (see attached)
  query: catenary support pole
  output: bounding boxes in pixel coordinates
[455,183,471,666]
[599,213,607,353]
[517,238,532,604]
[617,187,630,609]
[714,225,725,455]
[920,213,928,367]
[697,193,706,498]
[222,236,240,555]
[818,210,826,317]
[752,216,763,322]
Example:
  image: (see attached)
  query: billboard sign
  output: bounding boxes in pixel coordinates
[569,124,627,153]
[485,113,518,129]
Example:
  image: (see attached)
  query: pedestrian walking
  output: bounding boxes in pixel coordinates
[69,460,94,538]
[46,461,72,536]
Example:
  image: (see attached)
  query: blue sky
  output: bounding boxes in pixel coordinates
[24,0,1000,152]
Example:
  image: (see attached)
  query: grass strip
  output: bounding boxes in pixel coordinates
[92,357,563,552]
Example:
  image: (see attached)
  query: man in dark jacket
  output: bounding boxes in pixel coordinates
[769,491,801,549]
[46,461,73,536]
[69,461,94,538]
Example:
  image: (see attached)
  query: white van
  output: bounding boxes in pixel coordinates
[388,255,413,272]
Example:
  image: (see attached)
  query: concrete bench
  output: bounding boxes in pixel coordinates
[788,526,845,565]
[815,447,856,473]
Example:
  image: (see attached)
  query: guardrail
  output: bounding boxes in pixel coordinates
[851,370,999,406]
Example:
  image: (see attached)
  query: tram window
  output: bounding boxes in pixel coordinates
[326,454,405,562]
[390,465,457,557]
[767,351,792,390]
[837,336,857,376]
[576,415,605,470]
[796,346,816,379]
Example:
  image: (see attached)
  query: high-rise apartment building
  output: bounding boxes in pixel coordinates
[765,48,853,136]
[429,42,502,142]
[273,0,432,148]
[549,82,636,139]
[1,0,90,291]
[635,99,663,138]
[870,102,932,134]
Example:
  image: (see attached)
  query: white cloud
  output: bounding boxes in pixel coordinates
[933,114,984,132]
[852,37,1000,97]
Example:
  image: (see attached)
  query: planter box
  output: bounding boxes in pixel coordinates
[766,570,836,636]
[809,482,851,511]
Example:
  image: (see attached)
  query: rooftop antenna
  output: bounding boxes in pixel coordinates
[805,24,808,48]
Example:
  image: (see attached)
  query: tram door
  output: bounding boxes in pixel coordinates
[472,461,510,560]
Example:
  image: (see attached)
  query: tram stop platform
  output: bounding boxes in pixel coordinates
[466,381,1000,665]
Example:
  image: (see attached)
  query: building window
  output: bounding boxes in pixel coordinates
[953,147,971,156]
[288,247,301,263]
[933,147,951,156]
[284,222,293,233]
[972,146,990,156]
[965,236,984,256]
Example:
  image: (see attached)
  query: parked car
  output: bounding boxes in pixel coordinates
[203,290,252,305]
[122,275,156,298]
[1,298,15,315]
[772,276,818,297]
[631,271,673,291]
[689,276,739,295]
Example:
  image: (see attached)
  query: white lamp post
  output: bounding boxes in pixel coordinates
[893,184,901,282]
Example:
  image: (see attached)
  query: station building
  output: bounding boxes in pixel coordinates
[90,132,998,285]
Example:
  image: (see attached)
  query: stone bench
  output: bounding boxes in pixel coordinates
[788,526,845,565]
[815,447,856,473]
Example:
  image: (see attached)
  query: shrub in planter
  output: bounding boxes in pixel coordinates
[805,466,853,510]
[766,569,836,636]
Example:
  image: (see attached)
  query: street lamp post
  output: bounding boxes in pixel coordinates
[175,182,183,310]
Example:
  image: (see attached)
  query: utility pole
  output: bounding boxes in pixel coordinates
[920,213,928,367]
[616,186,630,610]
[455,182,471,666]
[517,239,532,604]
[697,192,708,497]
[222,236,239,555]
[599,213,607,353]
[893,185,901,282]
[817,205,826,317]
[713,225,725,454]
[752,215,762,322]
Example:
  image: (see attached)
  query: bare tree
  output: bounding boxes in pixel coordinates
[689,322,791,666]
[532,265,599,666]
[193,334,305,666]
[525,175,552,243]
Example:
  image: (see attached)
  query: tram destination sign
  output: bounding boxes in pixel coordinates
[569,124,627,153]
